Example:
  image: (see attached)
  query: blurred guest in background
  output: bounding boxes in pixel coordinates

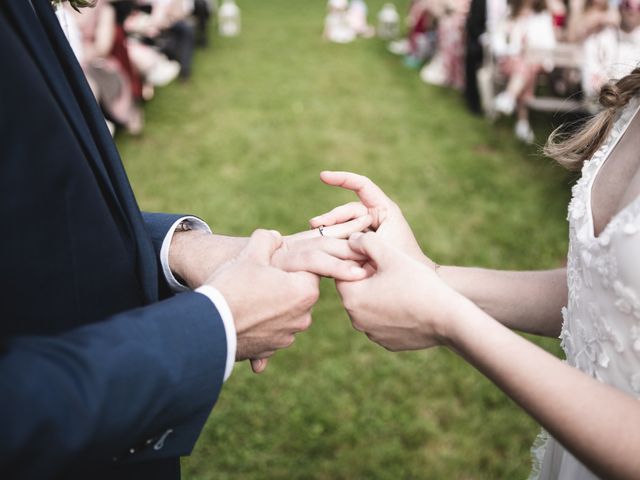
[323,0,356,43]
[567,0,619,43]
[491,0,556,143]
[464,0,487,113]
[125,0,196,80]
[347,0,375,38]
[582,0,640,100]
[58,0,144,134]
[421,0,470,88]
[405,0,437,67]
[547,0,567,37]
[388,0,438,67]
[192,0,213,46]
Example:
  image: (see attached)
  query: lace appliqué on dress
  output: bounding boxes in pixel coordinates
[529,96,640,478]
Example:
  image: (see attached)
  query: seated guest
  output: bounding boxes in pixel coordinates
[127,36,181,92]
[582,0,640,101]
[492,0,556,143]
[125,0,196,80]
[547,0,567,39]
[388,0,438,66]
[346,0,375,38]
[111,0,180,99]
[406,0,438,67]
[421,0,470,89]
[323,0,356,43]
[566,0,619,43]
[58,0,144,135]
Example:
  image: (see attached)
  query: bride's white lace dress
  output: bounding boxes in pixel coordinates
[529,96,640,479]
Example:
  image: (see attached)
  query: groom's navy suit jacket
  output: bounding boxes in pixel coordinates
[0,0,228,478]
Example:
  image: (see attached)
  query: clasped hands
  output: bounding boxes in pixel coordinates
[170,172,468,374]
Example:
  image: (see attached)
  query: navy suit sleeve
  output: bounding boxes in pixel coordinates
[0,292,227,479]
[141,212,194,297]
[141,212,189,257]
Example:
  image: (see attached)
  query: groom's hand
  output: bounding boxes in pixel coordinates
[170,214,372,287]
[206,230,320,370]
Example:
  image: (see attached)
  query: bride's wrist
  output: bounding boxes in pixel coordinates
[432,288,477,348]
[416,251,436,268]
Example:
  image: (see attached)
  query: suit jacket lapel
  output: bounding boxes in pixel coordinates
[5,0,129,225]
[7,0,159,303]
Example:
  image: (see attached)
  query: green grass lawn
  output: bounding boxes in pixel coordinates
[117,1,575,477]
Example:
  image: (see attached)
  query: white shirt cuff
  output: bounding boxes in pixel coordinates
[195,285,236,382]
[160,216,212,293]
[160,217,236,382]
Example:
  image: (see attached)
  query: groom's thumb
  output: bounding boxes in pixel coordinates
[241,229,283,265]
[348,232,392,268]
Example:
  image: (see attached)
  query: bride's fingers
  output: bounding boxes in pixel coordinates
[318,215,372,239]
[280,250,367,280]
[319,238,368,261]
[309,202,369,228]
[319,171,391,208]
[295,215,371,240]
[280,237,367,261]
[304,237,368,261]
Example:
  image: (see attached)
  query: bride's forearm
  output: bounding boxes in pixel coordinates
[444,301,640,480]
[438,266,567,337]
[170,231,248,288]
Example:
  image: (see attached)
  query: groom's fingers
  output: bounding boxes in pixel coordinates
[240,229,283,265]
[250,358,269,373]
[309,202,369,228]
[319,171,390,208]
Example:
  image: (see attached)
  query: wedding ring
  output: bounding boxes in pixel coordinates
[318,225,325,236]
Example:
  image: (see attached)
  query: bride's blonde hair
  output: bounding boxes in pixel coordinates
[545,67,640,170]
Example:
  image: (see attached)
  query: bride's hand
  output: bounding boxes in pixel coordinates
[309,171,434,268]
[271,214,373,281]
[336,232,463,351]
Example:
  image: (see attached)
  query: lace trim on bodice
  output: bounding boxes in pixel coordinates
[561,95,640,388]
[567,96,640,248]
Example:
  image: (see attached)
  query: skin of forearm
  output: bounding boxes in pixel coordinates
[445,302,640,480]
[169,230,248,289]
[438,266,567,337]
